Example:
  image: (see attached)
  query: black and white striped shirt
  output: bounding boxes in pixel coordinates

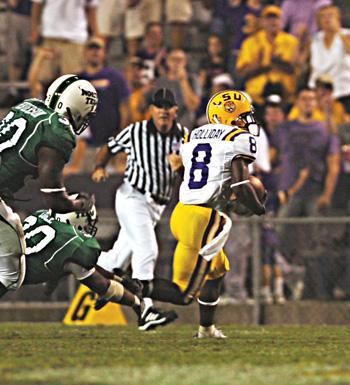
[108,119,187,204]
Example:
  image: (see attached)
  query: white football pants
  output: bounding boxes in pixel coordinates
[0,199,26,289]
[97,182,165,281]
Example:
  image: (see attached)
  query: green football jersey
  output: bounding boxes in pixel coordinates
[23,210,101,285]
[0,99,75,195]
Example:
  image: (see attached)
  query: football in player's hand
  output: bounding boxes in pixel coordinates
[249,175,267,204]
[230,176,267,216]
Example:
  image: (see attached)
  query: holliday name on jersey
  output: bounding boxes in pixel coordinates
[191,128,224,140]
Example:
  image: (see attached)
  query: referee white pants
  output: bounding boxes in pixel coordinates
[97,182,165,281]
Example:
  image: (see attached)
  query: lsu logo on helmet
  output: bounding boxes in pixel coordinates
[224,100,236,113]
[206,90,260,135]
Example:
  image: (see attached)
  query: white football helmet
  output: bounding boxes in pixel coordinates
[50,193,98,236]
[45,74,98,134]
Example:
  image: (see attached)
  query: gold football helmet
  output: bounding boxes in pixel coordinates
[206,90,260,135]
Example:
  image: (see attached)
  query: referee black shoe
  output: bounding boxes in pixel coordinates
[138,306,178,331]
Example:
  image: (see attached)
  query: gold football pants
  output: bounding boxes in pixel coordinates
[169,202,231,297]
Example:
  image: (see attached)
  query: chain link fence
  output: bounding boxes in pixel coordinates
[225,216,350,324]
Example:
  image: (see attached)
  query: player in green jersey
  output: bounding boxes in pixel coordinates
[1,196,177,330]
[0,74,98,298]
[20,204,143,317]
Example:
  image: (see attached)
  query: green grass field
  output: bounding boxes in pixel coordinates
[1,323,350,385]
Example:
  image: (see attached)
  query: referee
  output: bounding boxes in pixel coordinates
[92,88,187,330]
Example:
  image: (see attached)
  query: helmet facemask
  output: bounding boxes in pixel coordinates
[66,107,96,135]
[78,210,98,237]
[234,111,260,136]
[50,193,98,236]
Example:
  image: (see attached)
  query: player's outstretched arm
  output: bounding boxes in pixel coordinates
[91,144,113,183]
[38,146,94,213]
[231,158,265,216]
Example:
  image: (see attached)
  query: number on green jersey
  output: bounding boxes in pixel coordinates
[0,111,27,153]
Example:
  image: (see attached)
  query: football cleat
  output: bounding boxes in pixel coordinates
[194,325,227,339]
[138,306,178,331]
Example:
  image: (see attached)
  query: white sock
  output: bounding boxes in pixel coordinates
[134,296,141,307]
[274,277,284,296]
[199,325,215,333]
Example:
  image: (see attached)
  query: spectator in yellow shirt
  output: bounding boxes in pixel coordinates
[236,5,299,114]
[125,56,152,122]
[288,75,349,129]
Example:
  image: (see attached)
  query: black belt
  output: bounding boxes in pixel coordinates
[134,187,169,206]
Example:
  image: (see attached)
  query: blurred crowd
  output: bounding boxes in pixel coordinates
[2,0,350,304]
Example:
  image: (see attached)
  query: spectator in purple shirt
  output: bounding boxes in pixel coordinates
[136,22,167,79]
[260,96,288,304]
[198,34,229,94]
[211,0,262,52]
[281,0,333,38]
[64,37,131,175]
[273,88,340,209]
[272,87,340,299]
[148,49,201,128]
[210,0,262,84]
